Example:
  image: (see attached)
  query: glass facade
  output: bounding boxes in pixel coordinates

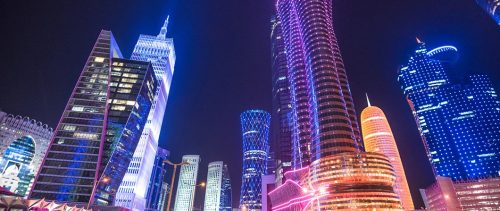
[398,42,500,180]
[173,155,200,211]
[361,100,414,210]
[0,136,36,196]
[144,147,169,211]
[476,0,500,25]
[270,16,292,182]
[239,110,271,210]
[203,161,232,211]
[30,30,158,206]
[0,112,53,197]
[116,17,176,210]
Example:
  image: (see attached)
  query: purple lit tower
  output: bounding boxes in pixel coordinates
[276,1,362,170]
[115,17,176,210]
[269,0,402,210]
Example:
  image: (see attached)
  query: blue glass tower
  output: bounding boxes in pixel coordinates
[144,147,169,211]
[30,30,158,205]
[239,110,271,210]
[398,40,500,181]
[220,164,232,211]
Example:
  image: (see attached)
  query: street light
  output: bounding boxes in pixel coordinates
[163,160,190,211]
[182,181,206,211]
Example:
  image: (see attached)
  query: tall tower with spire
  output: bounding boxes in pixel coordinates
[115,17,176,210]
[361,95,414,210]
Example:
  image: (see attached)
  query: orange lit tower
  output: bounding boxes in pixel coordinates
[361,95,414,210]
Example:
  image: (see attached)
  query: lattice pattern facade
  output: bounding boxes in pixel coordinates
[239,110,271,210]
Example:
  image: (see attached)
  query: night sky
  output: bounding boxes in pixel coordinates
[1,0,499,209]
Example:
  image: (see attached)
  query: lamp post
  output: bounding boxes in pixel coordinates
[163,160,190,211]
[188,181,205,211]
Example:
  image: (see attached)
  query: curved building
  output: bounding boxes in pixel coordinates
[173,155,200,211]
[270,0,402,209]
[204,161,232,211]
[239,110,271,210]
[361,96,414,210]
[0,136,36,196]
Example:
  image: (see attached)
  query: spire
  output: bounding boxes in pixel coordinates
[416,37,423,44]
[366,93,371,107]
[157,16,170,39]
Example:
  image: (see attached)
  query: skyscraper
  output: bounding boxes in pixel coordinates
[173,155,200,211]
[0,136,36,196]
[116,17,176,210]
[30,30,158,206]
[270,16,292,184]
[239,110,270,210]
[143,147,169,211]
[0,111,53,196]
[204,161,232,211]
[361,96,414,210]
[269,0,402,209]
[398,41,500,180]
[476,0,500,24]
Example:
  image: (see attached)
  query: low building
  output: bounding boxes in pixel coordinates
[454,177,500,210]
[421,176,500,210]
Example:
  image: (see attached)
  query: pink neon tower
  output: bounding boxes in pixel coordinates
[270,0,402,210]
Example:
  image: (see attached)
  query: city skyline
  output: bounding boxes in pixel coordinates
[1,0,499,208]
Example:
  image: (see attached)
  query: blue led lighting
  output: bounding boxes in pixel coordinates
[398,42,500,181]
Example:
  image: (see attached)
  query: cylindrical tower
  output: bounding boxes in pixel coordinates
[274,0,402,209]
[361,97,414,210]
[239,110,271,210]
[276,0,362,169]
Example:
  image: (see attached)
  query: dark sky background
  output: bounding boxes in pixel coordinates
[1,0,499,209]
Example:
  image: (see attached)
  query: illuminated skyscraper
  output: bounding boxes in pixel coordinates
[239,110,270,210]
[476,0,500,24]
[270,16,292,183]
[204,161,232,211]
[361,96,414,210]
[173,155,200,211]
[0,111,53,196]
[0,136,36,196]
[30,30,158,206]
[116,17,176,210]
[269,0,402,209]
[398,41,500,180]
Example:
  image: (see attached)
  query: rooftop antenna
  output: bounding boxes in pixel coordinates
[366,93,371,107]
[157,15,170,39]
[416,37,423,44]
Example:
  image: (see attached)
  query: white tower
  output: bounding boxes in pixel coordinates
[115,17,176,210]
[174,155,200,211]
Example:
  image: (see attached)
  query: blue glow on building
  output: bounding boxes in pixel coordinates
[398,41,500,181]
[0,136,36,196]
[475,0,500,25]
[30,31,158,205]
[116,17,176,210]
[239,110,271,210]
